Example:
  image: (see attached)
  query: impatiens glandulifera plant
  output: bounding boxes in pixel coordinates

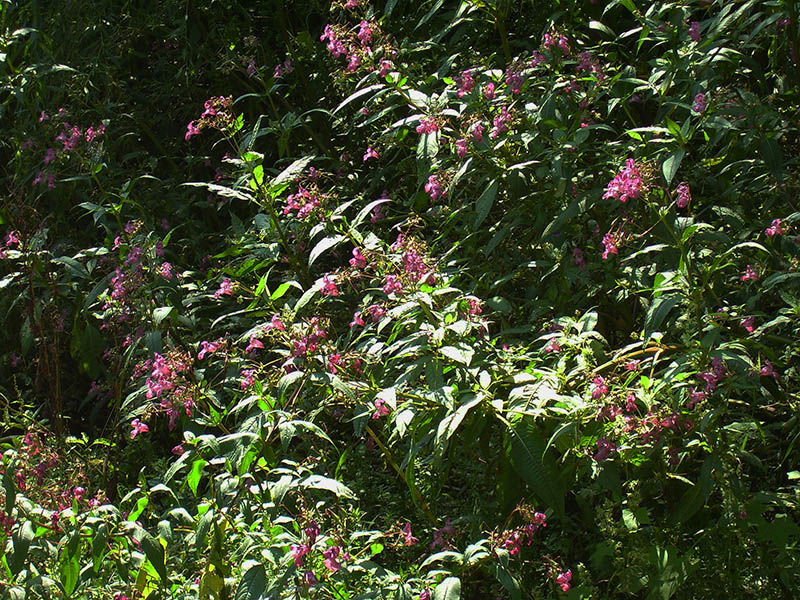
[1,0,799,598]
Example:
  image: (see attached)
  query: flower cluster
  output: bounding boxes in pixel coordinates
[602,158,644,203]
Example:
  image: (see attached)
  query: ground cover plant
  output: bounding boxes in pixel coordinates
[1,0,799,597]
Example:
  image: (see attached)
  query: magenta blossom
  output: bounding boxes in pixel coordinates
[363,146,379,161]
[603,158,643,203]
[765,218,785,237]
[692,92,707,113]
[130,418,149,439]
[675,182,691,209]
[740,265,758,282]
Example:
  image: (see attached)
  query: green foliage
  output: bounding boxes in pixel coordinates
[1,0,799,598]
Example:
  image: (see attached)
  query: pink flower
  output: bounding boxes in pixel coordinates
[363,146,379,161]
[401,522,418,546]
[740,265,758,282]
[198,340,222,360]
[368,304,386,322]
[185,120,201,141]
[323,546,342,571]
[688,21,701,42]
[383,274,403,295]
[760,359,778,379]
[490,106,512,139]
[130,418,149,439]
[455,138,468,157]
[43,148,57,164]
[240,369,256,389]
[213,278,233,298]
[291,544,310,567]
[321,274,339,296]
[573,247,586,268]
[545,339,561,353]
[470,122,485,143]
[419,592,431,600]
[159,262,173,280]
[740,316,755,332]
[765,218,785,237]
[172,444,185,456]
[692,92,707,114]
[601,232,618,260]
[269,313,286,331]
[591,376,608,399]
[357,20,373,45]
[456,69,474,97]
[594,439,615,462]
[4,231,20,248]
[349,247,367,269]
[483,82,495,99]
[530,50,546,66]
[557,34,570,55]
[416,117,438,135]
[378,60,393,77]
[350,311,365,328]
[675,182,691,209]
[246,335,264,354]
[424,173,446,201]
[603,158,643,203]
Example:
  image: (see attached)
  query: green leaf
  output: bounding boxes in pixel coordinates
[440,344,474,366]
[662,150,685,186]
[137,529,168,583]
[153,306,174,326]
[309,234,345,266]
[270,155,315,191]
[433,576,461,600]
[474,179,498,230]
[644,294,681,338]
[300,475,356,499]
[187,459,207,496]
[234,564,267,600]
[508,416,565,517]
[9,521,34,575]
[270,280,300,300]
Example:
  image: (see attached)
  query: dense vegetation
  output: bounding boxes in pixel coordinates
[1,0,799,598]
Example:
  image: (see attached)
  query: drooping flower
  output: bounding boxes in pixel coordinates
[601,232,618,260]
[213,278,233,299]
[416,117,438,135]
[740,265,759,282]
[349,247,367,269]
[591,376,609,399]
[456,69,474,97]
[765,218,785,237]
[424,173,446,201]
[363,146,379,161]
[760,359,778,379]
[455,138,468,157]
[740,316,755,332]
[603,158,643,203]
[198,340,222,360]
[593,438,615,461]
[291,544,311,567]
[470,122,485,143]
[383,275,403,295]
[483,82,495,99]
[688,21,701,42]
[240,369,256,389]
[130,418,149,439]
[675,182,692,209]
[323,546,343,571]
[321,274,339,296]
[692,92,707,114]
[401,522,418,546]
[185,120,201,141]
